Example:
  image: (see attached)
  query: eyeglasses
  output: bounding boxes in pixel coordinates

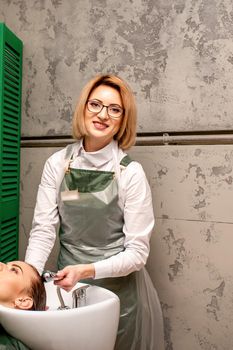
[87,99,124,119]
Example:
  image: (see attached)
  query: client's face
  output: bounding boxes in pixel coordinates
[0,261,36,309]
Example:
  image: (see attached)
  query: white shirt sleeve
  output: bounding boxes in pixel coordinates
[94,161,155,279]
[25,151,65,274]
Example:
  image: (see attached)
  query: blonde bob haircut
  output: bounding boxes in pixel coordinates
[72,74,137,150]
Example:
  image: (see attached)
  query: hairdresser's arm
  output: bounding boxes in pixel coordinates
[25,150,65,274]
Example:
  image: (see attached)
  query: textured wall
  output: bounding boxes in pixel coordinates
[20,145,233,350]
[131,145,233,350]
[1,0,233,135]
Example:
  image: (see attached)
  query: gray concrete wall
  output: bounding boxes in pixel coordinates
[1,0,233,135]
[1,0,233,349]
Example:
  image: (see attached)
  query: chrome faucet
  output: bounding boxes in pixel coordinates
[72,285,89,308]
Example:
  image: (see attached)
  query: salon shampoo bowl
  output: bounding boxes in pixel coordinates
[0,282,120,350]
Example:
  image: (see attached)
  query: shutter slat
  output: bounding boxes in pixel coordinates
[4,76,19,90]
[5,84,20,97]
[4,95,19,108]
[5,90,19,104]
[3,108,19,120]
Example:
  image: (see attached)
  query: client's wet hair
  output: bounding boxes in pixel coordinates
[27,264,46,311]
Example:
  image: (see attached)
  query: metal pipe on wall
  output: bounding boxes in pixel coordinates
[21,132,233,147]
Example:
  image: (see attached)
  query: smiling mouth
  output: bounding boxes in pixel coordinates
[93,121,109,130]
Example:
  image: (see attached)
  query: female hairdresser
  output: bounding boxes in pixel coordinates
[25,74,164,350]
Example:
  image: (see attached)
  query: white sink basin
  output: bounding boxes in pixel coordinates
[0,282,120,350]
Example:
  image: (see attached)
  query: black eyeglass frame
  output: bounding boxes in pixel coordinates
[86,99,124,119]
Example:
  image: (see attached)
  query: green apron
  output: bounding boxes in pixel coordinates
[0,325,30,350]
[57,144,164,350]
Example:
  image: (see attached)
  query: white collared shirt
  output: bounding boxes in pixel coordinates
[25,140,155,277]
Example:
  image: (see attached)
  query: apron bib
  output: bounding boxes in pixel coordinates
[57,147,138,350]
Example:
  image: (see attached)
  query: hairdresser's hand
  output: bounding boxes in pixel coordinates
[54,264,95,292]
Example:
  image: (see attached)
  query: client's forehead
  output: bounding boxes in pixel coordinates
[9,261,36,277]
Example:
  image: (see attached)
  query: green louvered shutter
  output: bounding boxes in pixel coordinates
[0,23,23,262]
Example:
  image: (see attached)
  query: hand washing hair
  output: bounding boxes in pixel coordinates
[27,264,46,311]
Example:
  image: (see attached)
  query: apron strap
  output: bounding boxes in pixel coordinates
[65,143,75,158]
[56,143,75,197]
[117,154,134,208]
[120,155,133,167]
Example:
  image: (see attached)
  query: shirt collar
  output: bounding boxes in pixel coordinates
[72,139,117,167]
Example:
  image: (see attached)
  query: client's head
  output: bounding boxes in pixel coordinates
[0,261,46,311]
